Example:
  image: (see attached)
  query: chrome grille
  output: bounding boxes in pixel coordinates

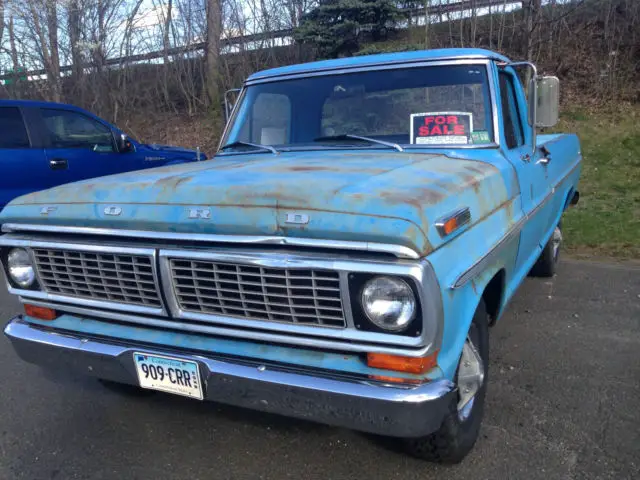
[33,248,162,308]
[169,259,346,327]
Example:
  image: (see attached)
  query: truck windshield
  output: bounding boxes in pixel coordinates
[222,64,494,151]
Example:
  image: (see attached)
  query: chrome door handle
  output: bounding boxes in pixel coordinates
[49,158,68,170]
[536,157,550,165]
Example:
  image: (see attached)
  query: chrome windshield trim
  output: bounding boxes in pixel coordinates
[486,60,502,148]
[239,59,499,148]
[1,239,165,316]
[246,58,499,85]
[21,298,437,357]
[0,224,421,259]
[158,248,442,351]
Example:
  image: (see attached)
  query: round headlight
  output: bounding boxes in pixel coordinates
[360,276,416,332]
[7,248,35,288]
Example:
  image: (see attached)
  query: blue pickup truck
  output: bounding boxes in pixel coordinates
[1,49,581,463]
[0,100,203,209]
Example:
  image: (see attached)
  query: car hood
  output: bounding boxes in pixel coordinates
[0,150,516,255]
[139,143,204,159]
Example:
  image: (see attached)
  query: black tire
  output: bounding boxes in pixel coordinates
[403,300,489,464]
[98,379,156,397]
[530,223,562,278]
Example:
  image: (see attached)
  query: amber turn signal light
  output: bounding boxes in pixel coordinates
[367,351,438,374]
[441,217,459,236]
[24,304,58,321]
[368,375,424,385]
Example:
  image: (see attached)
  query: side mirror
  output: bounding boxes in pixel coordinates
[224,88,241,123]
[536,76,560,127]
[116,133,135,153]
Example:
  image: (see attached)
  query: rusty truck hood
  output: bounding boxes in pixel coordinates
[0,150,515,255]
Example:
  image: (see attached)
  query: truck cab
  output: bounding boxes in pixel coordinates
[1,49,581,463]
[0,100,204,209]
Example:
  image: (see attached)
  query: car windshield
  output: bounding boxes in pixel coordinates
[222,64,495,151]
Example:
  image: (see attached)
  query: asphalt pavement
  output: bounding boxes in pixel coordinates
[0,259,638,480]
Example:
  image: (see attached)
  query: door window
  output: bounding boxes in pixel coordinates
[41,109,115,152]
[0,107,31,148]
[499,72,525,149]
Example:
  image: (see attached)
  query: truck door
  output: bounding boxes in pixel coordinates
[498,69,555,271]
[38,107,131,185]
[0,106,53,209]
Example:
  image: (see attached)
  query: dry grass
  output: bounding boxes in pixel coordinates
[120,112,221,157]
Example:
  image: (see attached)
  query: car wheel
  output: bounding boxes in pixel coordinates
[403,300,489,463]
[98,379,156,397]
[530,223,562,277]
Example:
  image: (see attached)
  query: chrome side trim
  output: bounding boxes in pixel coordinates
[21,298,437,357]
[0,224,421,259]
[0,238,165,316]
[451,156,582,289]
[158,248,442,351]
[452,215,526,289]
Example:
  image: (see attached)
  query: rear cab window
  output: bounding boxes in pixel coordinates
[0,107,31,148]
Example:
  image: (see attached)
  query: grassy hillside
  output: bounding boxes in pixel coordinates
[558,106,640,258]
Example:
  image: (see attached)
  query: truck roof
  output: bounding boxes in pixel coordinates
[0,99,85,110]
[246,48,512,83]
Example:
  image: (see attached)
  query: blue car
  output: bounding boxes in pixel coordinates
[0,100,204,209]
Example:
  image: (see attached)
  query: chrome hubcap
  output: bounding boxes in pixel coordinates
[457,335,485,421]
[552,226,563,261]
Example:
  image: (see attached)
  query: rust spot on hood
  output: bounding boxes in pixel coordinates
[379,187,446,209]
[463,163,491,175]
[154,174,194,190]
[286,165,334,172]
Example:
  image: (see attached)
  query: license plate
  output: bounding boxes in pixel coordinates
[133,352,203,400]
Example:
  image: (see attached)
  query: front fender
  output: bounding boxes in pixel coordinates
[425,201,520,380]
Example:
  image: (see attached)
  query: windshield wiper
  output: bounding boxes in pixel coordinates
[219,141,278,155]
[313,134,404,152]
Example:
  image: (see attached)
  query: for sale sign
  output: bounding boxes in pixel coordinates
[410,112,473,145]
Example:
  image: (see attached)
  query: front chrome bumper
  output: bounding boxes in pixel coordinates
[4,317,455,438]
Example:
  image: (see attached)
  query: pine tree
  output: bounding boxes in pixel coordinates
[294,0,400,59]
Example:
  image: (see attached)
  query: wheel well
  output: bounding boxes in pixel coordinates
[563,187,576,211]
[482,269,505,325]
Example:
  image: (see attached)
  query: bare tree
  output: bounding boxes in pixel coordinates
[0,0,5,50]
[67,0,84,82]
[522,0,542,61]
[205,0,222,109]
[424,0,430,49]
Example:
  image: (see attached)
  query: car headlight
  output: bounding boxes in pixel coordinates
[7,248,36,288]
[360,276,416,332]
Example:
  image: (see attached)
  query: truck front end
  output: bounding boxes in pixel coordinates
[2,222,453,438]
[2,49,520,462]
